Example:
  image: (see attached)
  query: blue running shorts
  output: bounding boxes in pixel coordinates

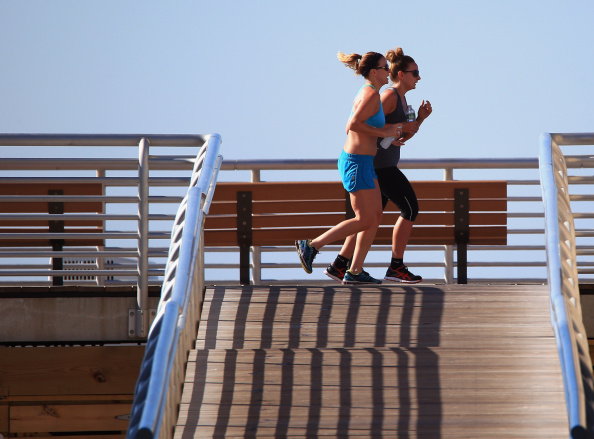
[338,150,377,193]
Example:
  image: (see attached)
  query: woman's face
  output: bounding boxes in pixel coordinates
[401,62,420,89]
[373,57,390,86]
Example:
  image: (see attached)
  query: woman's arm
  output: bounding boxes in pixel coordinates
[347,89,400,138]
[399,100,432,144]
[416,100,432,124]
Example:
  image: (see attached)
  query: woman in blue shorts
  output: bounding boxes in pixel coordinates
[295,50,403,285]
[325,47,433,284]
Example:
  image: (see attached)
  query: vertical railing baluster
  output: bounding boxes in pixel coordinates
[136,137,150,337]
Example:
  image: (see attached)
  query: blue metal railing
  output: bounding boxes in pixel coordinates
[539,132,594,439]
[126,133,222,439]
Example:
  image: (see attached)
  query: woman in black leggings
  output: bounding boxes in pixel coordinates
[325,46,432,283]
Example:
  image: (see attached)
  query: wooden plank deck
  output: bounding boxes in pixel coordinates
[175,284,568,438]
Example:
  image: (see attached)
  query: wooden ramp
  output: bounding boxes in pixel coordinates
[175,284,568,438]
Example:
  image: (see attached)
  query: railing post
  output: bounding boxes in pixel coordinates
[444,167,454,283]
[133,137,150,338]
[96,169,105,286]
[251,169,261,284]
[444,245,454,284]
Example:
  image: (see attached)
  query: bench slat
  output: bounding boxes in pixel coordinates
[205,211,506,230]
[0,183,104,214]
[0,183,103,196]
[212,182,346,201]
[413,181,507,198]
[211,181,507,202]
[205,226,506,247]
[0,219,103,227]
[0,239,105,247]
[209,198,507,216]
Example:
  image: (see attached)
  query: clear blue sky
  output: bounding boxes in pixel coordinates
[1,0,592,161]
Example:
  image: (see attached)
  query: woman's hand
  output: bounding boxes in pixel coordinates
[418,100,432,120]
[402,120,420,135]
[381,123,403,139]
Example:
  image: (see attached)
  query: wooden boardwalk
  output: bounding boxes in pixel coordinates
[174,284,568,438]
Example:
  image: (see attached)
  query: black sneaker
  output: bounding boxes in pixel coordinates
[324,262,347,282]
[384,265,422,284]
[295,239,319,274]
[342,270,382,285]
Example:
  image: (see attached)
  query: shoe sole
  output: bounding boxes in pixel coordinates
[323,270,343,283]
[295,241,313,274]
[384,276,422,284]
[342,279,382,285]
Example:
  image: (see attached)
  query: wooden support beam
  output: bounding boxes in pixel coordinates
[237,191,252,285]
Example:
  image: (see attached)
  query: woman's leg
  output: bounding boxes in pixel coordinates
[376,167,422,283]
[392,216,414,259]
[310,185,380,250]
[299,153,381,276]
[348,183,382,273]
[338,234,357,261]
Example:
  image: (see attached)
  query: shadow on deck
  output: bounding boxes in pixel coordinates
[175,284,567,438]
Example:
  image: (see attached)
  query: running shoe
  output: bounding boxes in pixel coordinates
[384,265,422,284]
[342,270,382,285]
[324,262,347,282]
[295,239,318,274]
[325,262,370,282]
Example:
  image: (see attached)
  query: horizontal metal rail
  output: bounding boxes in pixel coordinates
[0,133,208,147]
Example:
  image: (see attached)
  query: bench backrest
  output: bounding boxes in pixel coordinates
[0,183,104,247]
[205,180,507,247]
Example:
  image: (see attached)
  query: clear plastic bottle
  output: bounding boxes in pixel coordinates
[380,135,394,149]
[380,105,416,149]
[406,104,416,122]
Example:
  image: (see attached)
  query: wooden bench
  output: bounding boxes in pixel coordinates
[0,183,104,285]
[204,180,507,284]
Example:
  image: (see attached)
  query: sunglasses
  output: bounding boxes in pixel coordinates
[374,65,390,71]
[403,69,420,78]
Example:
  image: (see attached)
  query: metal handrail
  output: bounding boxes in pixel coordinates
[126,134,223,439]
[539,132,594,438]
[0,133,215,339]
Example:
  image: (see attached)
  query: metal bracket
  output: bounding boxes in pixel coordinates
[115,414,131,421]
[128,308,157,338]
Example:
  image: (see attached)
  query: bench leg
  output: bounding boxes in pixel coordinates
[457,242,467,285]
[239,244,250,286]
[49,189,64,286]
[50,240,64,286]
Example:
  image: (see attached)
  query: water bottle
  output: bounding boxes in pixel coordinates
[380,105,416,149]
[380,135,394,149]
[406,105,416,122]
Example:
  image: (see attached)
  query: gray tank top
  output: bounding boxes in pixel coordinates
[374,88,405,169]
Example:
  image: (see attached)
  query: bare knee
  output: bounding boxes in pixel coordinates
[355,212,380,231]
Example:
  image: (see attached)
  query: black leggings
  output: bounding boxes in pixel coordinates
[375,166,419,221]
